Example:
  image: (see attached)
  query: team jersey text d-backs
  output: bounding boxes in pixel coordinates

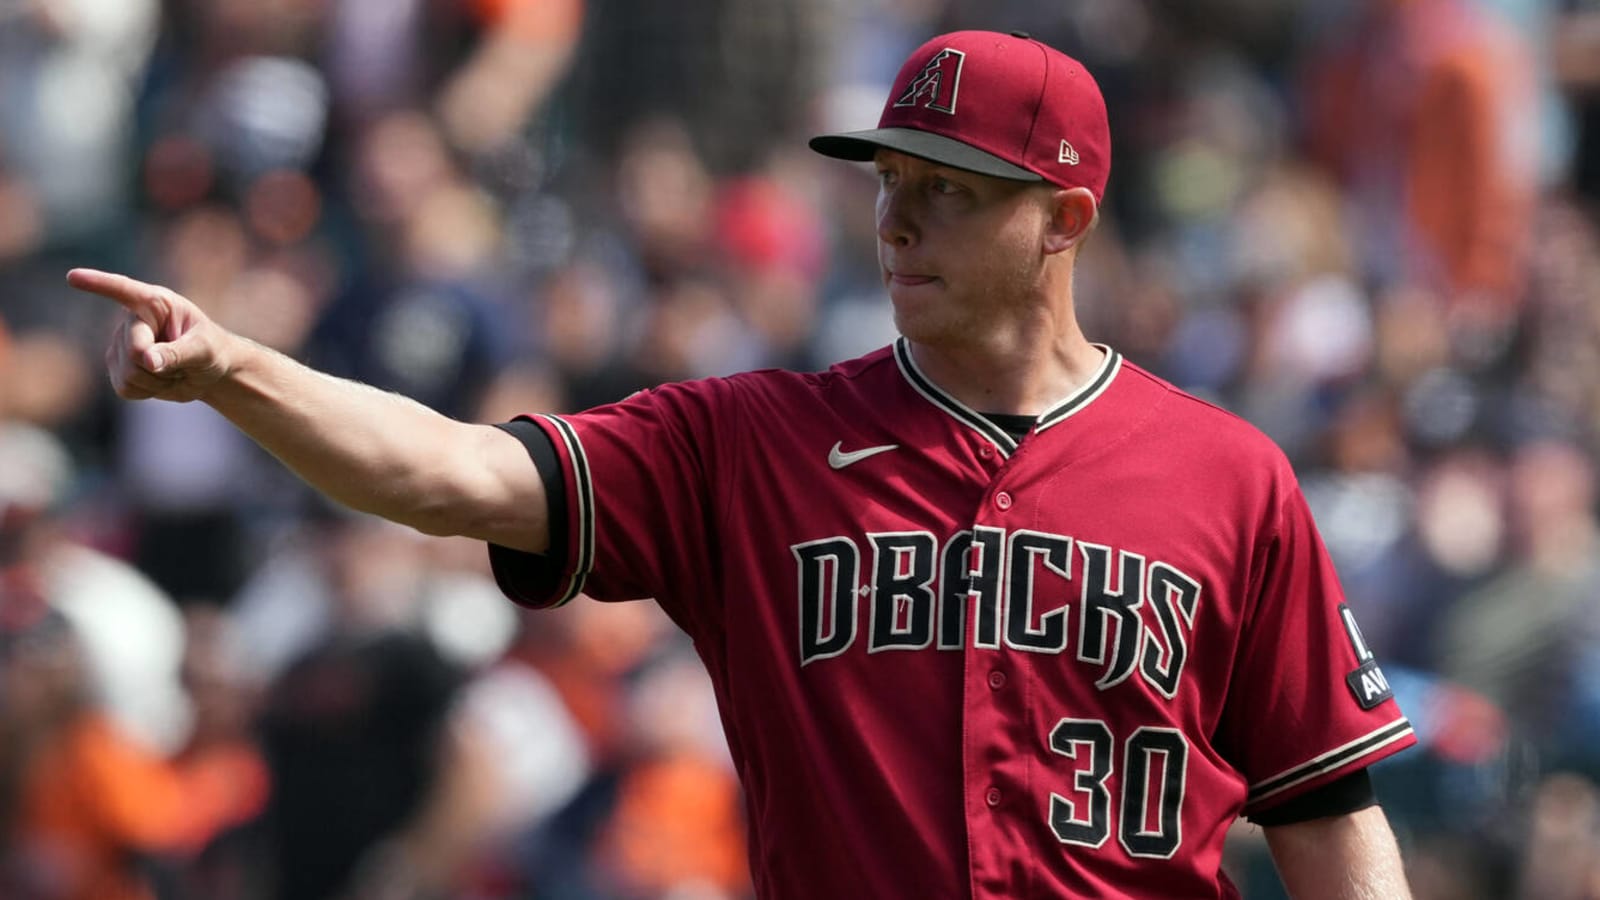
[491,341,1415,900]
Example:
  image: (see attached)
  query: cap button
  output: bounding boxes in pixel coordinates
[1010,30,1032,39]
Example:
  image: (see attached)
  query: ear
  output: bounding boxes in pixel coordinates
[1041,187,1098,256]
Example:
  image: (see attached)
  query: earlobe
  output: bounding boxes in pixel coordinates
[1042,187,1098,256]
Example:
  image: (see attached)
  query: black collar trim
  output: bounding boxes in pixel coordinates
[1036,347,1122,432]
[893,340,1124,450]
[894,339,1017,456]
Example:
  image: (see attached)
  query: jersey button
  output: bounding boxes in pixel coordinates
[985,787,1003,807]
[988,670,1006,690]
[994,491,1013,510]
[979,444,994,459]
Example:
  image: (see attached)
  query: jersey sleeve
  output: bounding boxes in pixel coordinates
[1217,470,1416,816]
[487,420,570,605]
[487,379,739,620]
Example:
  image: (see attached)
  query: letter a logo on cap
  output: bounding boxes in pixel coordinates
[893,48,965,115]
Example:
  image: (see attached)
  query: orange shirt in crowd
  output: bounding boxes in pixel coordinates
[16,713,268,900]
[1305,0,1536,308]
[601,751,751,897]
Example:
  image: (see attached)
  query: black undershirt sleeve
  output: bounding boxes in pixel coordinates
[1248,769,1377,826]
[485,419,570,601]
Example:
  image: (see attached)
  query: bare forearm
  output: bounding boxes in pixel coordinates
[71,267,549,549]
[1265,806,1411,900]
[208,336,518,540]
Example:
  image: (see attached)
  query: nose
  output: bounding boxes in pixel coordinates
[876,183,917,249]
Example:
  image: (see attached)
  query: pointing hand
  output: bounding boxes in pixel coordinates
[67,269,237,403]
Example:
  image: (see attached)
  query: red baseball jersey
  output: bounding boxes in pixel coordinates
[492,340,1415,899]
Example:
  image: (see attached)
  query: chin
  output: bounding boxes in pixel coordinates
[891,305,968,348]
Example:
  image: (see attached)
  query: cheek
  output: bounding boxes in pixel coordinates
[962,219,1036,280]
[997,214,1048,270]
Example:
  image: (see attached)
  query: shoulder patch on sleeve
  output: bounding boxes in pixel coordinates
[1346,659,1393,710]
[1337,602,1391,709]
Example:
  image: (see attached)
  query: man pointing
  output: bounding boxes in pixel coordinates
[74,30,1414,899]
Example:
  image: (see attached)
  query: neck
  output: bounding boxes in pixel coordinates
[907,312,1104,416]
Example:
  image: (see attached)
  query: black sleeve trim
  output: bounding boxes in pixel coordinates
[486,419,570,607]
[1248,768,1376,826]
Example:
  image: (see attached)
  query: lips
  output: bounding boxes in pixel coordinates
[888,271,938,286]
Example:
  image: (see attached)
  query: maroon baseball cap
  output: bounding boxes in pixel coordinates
[810,30,1111,202]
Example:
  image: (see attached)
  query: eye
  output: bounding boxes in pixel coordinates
[876,168,899,188]
[931,176,962,195]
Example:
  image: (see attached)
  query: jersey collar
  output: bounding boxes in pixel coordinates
[893,338,1124,455]
[1035,346,1122,433]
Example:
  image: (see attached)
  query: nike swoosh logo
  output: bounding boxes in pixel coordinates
[828,441,899,469]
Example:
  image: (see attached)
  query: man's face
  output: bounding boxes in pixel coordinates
[873,149,1051,346]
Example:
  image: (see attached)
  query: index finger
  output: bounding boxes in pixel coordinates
[66,269,168,324]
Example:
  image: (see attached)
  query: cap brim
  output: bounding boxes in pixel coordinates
[809,128,1042,182]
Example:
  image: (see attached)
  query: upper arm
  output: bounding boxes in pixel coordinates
[444,422,550,553]
[1215,472,1415,814]
[484,379,736,613]
[1264,805,1411,900]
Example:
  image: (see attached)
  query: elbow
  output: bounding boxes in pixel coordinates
[354,423,545,549]
[397,478,544,552]
[408,509,465,538]
[399,488,481,539]
[343,471,476,539]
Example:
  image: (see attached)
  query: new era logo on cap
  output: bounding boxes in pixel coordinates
[809,31,1111,202]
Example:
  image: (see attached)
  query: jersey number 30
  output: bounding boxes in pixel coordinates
[1048,719,1187,859]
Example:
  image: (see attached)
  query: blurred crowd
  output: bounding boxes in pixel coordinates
[0,0,1597,897]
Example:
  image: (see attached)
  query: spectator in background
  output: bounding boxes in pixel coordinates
[118,0,340,602]
[1303,0,1539,320]
[0,423,190,758]
[0,0,157,242]
[594,654,749,900]
[1435,439,1600,767]
[0,426,266,900]
[115,208,292,606]
[569,0,819,173]
[532,259,642,411]
[256,625,478,900]
[250,515,498,900]
[306,111,516,421]
[448,615,592,898]
[323,0,471,125]
[712,166,830,371]
[436,0,586,155]
[474,606,742,899]
[169,606,274,900]
[1515,772,1600,900]
[1372,448,1509,669]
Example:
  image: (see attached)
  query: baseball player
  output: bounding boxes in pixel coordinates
[75,29,1413,900]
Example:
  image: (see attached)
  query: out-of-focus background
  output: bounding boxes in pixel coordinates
[0,0,1597,897]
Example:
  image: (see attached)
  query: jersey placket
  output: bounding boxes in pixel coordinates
[964,453,1037,900]
[889,339,1125,898]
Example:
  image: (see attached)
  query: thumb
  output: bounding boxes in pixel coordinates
[144,329,209,374]
[143,344,170,373]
